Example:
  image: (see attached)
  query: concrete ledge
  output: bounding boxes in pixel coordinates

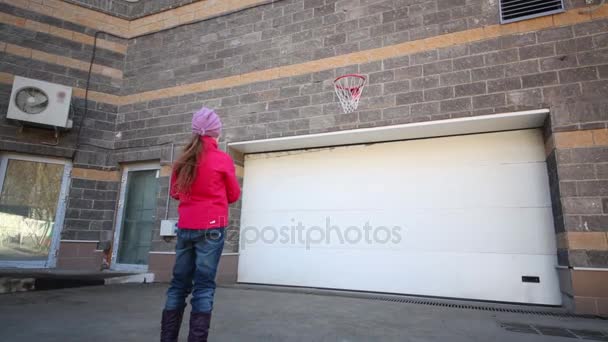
[229,110,550,154]
[148,252,238,284]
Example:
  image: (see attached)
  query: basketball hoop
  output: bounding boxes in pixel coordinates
[334,74,366,114]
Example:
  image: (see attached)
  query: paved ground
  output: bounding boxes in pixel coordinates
[0,283,606,342]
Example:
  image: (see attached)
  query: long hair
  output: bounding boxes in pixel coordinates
[173,135,204,195]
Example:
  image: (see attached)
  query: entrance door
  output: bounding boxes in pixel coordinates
[0,154,71,268]
[111,163,160,271]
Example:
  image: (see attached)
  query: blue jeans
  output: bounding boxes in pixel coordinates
[165,228,225,313]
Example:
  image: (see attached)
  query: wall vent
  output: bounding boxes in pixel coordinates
[499,0,565,24]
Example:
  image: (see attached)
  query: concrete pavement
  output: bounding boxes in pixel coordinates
[0,283,606,341]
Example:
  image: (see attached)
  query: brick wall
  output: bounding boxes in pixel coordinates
[0,0,606,313]
[0,2,125,245]
[64,0,198,20]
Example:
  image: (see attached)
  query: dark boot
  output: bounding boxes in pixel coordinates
[161,308,185,342]
[188,312,212,342]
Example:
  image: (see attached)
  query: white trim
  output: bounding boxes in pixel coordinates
[0,153,69,165]
[0,153,71,269]
[111,162,160,271]
[60,240,100,243]
[46,161,71,268]
[556,266,608,271]
[111,263,149,272]
[148,251,240,256]
[228,109,550,154]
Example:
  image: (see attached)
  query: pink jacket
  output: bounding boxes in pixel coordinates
[170,136,241,229]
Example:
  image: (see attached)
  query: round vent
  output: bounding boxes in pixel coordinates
[15,87,49,114]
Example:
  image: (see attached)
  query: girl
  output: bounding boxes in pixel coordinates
[161,107,241,342]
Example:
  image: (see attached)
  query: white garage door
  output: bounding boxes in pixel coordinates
[238,129,561,305]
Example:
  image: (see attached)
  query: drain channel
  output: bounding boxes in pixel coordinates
[229,284,605,320]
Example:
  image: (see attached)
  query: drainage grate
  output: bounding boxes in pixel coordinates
[501,322,608,340]
[342,293,601,319]
[230,284,605,320]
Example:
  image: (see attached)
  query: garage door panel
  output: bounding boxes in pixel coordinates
[241,207,555,255]
[239,130,561,305]
[244,162,552,211]
[238,249,560,304]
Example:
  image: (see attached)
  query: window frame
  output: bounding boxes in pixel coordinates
[0,153,72,268]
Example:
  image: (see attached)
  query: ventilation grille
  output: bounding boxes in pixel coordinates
[499,0,565,24]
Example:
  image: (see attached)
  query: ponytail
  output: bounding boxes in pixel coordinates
[173,135,204,195]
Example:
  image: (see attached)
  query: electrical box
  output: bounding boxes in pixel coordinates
[160,220,178,236]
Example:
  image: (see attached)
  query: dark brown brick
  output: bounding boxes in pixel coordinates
[519,43,555,60]
[500,32,537,49]
[504,60,539,77]
[423,60,453,75]
[559,66,598,83]
[577,48,608,67]
[411,102,440,116]
[521,72,558,88]
[472,93,506,109]
[369,70,395,84]
[484,49,519,66]
[487,77,521,93]
[382,105,410,120]
[411,75,440,90]
[542,84,581,101]
[439,70,471,86]
[540,55,578,71]
[455,82,486,97]
[555,37,594,54]
[506,89,542,106]
[537,27,573,43]
[440,98,471,113]
[471,65,505,81]
[395,65,423,80]
[384,80,411,94]
[581,80,608,98]
[412,51,439,65]
[383,56,410,70]
[424,87,454,101]
[396,91,424,105]
[453,55,484,71]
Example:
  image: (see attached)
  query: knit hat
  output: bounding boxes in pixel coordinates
[192,107,222,137]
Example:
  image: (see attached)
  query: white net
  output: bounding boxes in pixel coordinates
[334,74,366,113]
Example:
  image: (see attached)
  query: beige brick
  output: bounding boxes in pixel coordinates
[554,9,592,26]
[573,296,599,315]
[160,165,173,177]
[0,72,14,84]
[24,19,49,33]
[6,44,31,58]
[554,130,595,148]
[571,269,608,297]
[517,16,553,32]
[72,168,120,182]
[591,2,608,20]
[565,232,608,250]
[593,129,608,146]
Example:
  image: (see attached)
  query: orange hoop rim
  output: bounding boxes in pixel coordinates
[334,74,366,90]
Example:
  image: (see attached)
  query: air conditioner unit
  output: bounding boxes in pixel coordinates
[7,76,73,129]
